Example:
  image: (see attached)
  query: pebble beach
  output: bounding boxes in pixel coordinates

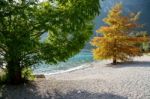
[1,55,150,99]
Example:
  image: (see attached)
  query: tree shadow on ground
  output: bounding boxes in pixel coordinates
[0,83,127,99]
[54,90,127,99]
[106,61,150,68]
[0,82,45,99]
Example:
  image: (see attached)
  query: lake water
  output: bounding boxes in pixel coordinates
[33,50,93,74]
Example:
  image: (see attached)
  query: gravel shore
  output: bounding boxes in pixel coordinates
[1,55,150,99]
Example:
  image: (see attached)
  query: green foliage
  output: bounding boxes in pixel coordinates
[0,70,7,84]
[131,31,150,53]
[0,0,101,84]
[142,42,150,52]
[0,75,7,85]
[22,67,35,81]
[0,67,35,84]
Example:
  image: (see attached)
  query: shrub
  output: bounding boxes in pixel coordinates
[22,67,35,81]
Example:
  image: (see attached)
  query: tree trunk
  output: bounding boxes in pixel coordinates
[7,60,23,84]
[112,38,117,65]
[112,58,117,65]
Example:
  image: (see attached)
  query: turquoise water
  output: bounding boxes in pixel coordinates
[33,50,93,74]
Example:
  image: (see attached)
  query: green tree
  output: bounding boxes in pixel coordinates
[0,0,101,84]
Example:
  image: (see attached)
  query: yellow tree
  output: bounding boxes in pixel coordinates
[91,3,148,65]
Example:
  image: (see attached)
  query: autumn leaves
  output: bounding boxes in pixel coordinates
[91,3,149,64]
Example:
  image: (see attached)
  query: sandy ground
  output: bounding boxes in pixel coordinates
[1,55,150,99]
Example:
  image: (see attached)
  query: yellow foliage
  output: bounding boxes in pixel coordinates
[91,3,149,64]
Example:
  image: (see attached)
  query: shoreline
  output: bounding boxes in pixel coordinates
[34,55,150,77]
[34,63,92,79]
[47,55,150,80]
